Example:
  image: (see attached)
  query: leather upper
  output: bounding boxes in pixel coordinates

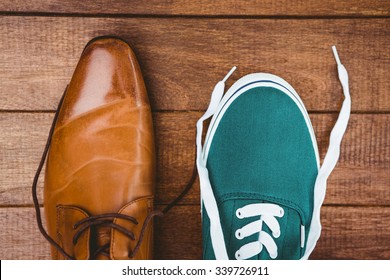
[44,37,155,259]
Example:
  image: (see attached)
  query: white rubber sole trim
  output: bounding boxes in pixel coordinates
[203,73,320,167]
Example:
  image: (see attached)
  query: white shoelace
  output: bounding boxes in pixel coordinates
[196,66,236,260]
[235,203,284,259]
[196,46,351,260]
[302,46,351,259]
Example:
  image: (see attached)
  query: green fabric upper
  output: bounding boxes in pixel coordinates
[203,86,318,260]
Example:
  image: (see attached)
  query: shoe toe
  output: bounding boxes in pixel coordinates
[57,37,149,127]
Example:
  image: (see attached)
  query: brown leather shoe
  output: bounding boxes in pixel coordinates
[36,37,157,259]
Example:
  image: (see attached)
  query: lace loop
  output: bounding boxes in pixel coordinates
[72,213,139,247]
[31,87,75,260]
[73,219,137,246]
[74,213,138,228]
[32,87,195,259]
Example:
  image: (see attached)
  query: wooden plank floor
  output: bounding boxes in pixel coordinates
[0,1,389,260]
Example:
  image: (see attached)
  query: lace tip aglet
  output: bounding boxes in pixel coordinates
[222,66,237,83]
[332,46,341,66]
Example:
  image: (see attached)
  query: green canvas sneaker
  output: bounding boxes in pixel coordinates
[196,47,351,260]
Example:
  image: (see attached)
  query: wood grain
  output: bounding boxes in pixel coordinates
[1,1,389,261]
[1,17,389,112]
[0,112,388,206]
[0,0,389,16]
[1,206,389,260]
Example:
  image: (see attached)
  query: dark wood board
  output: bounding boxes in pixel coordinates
[0,17,389,112]
[0,113,388,206]
[1,0,389,17]
[1,0,389,261]
[1,206,389,260]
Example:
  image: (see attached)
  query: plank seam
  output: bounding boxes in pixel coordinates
[0,12,389,19]
[1,110,390,114]
[2,204,390,208]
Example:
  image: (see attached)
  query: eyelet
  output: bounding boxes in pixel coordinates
[236,209,243,218]
[235,229,243,240]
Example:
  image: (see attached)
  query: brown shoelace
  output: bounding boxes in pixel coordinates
[32,87,197,259]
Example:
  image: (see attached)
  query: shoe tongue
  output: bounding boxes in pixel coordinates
[93,227,111,260]
[95,228,110,245]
